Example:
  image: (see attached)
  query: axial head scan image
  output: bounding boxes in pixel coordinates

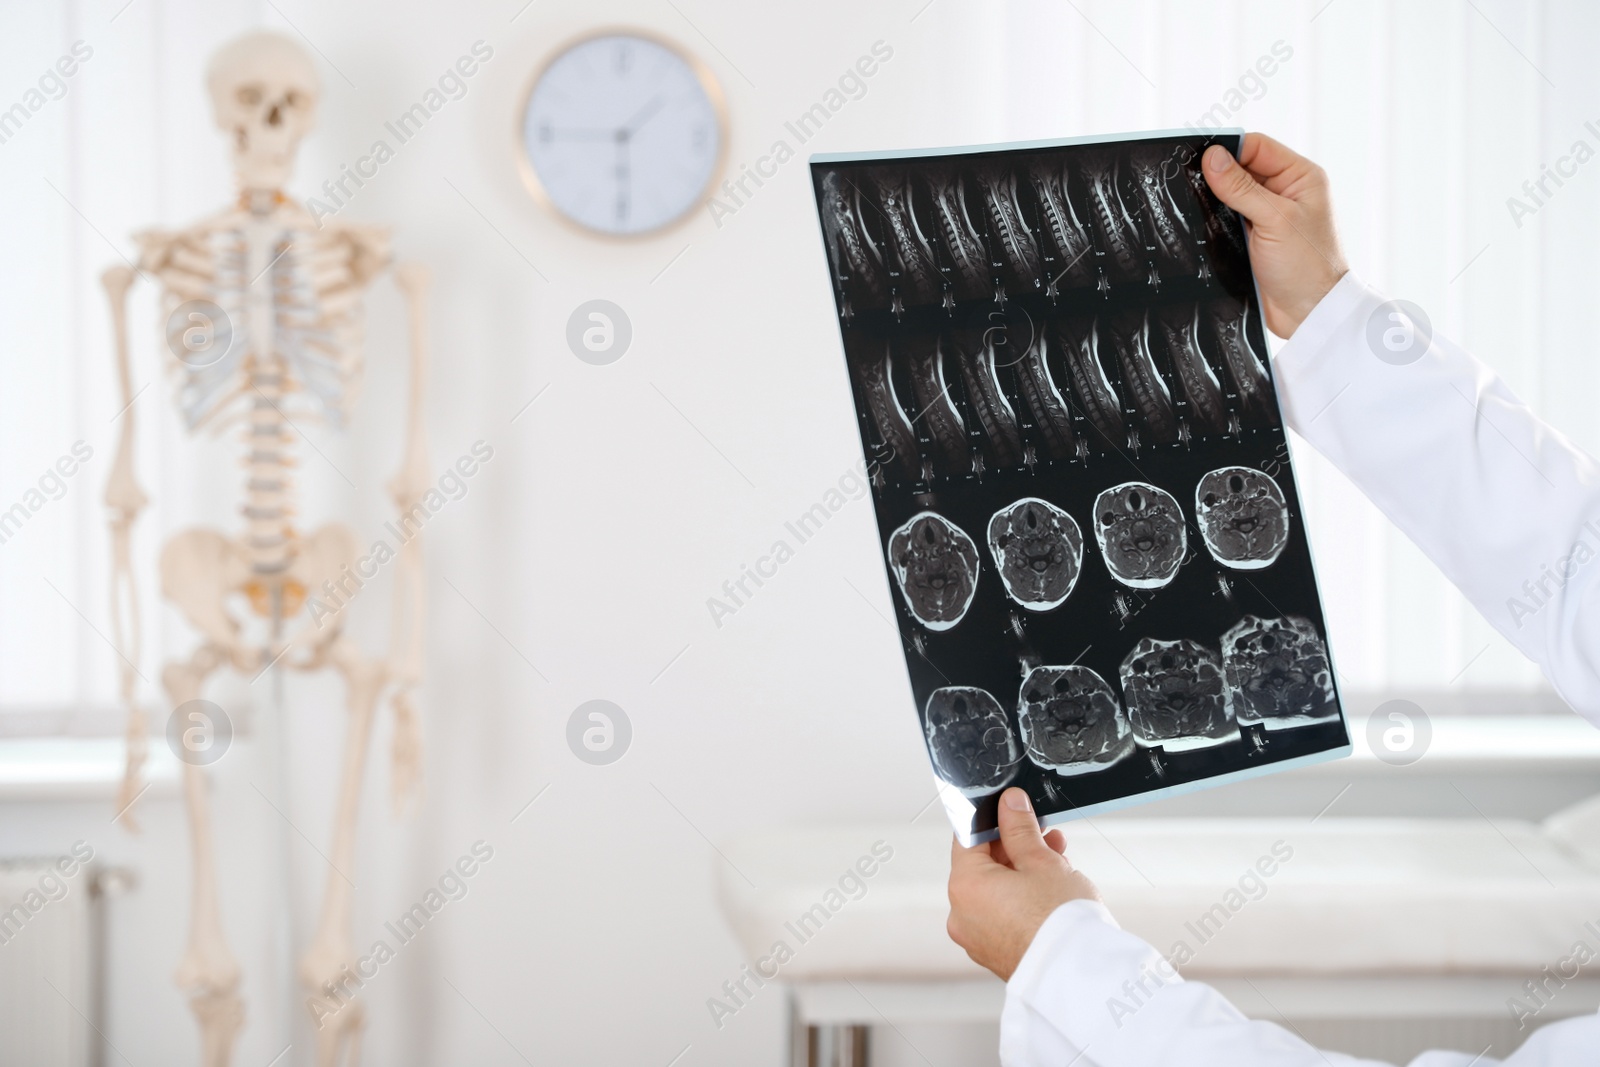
[924,686,1022,797]
[1120,637,1239,752]
[1093,481,1187,589]
[987,497,1084,611]
[1222,615,1340,730]
[887,511,980,630]
[1017,665,1134,776]
[1195,466,1291,570]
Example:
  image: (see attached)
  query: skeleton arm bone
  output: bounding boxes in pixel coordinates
[385,261,431,813]
[103,265,152,832]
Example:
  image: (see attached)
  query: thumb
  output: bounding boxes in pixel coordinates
[1202,143,1282,226]
[996,788,1055,869]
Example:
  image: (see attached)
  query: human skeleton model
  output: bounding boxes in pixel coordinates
[102,31,429,1067]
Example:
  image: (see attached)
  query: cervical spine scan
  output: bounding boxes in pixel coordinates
[988,497,1083,611]
[1018,666,1133,776]
[924,686,1022,797]
[1093,482,1187,589]
[1222,615,1339,730]
[887,512,980,631]
[1195,466,1289,570]
[1119,637,1239,751]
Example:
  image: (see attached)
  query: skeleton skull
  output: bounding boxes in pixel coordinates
[887,512,980,631]
[924,686,1021,797]
[1017,666,1132,776]
[1119,637,1238,752]
[1195,466,1290,570]
[207,31,320,192]
[1222,615,1339,729]
[1093,482,1186,588]
[987,497,1083,611]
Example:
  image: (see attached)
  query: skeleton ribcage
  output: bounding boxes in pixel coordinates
[168,224,366,432]
[145,214,377,577]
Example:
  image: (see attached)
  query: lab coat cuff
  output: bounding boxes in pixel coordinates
[999,899,1119,1063]
[1271,271,1386,433]
[1009,898,1119,996]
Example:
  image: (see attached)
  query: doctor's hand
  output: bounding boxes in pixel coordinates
[1202,133,1349,339]
[946,787,1101,981]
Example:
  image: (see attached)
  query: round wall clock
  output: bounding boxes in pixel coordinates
[517,31,726,237]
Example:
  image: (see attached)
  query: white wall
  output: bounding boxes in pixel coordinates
[3,1,1600,1065]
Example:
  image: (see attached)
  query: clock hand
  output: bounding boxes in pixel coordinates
[539,126,615,142]
[620,95,665,136]
[615,139,630,224]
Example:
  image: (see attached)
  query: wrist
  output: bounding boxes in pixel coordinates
[1277,266,1348,338]
[1006,899,1118,994]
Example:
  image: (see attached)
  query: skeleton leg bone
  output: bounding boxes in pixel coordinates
[166,643,245,1067]
[299,637,387,1067]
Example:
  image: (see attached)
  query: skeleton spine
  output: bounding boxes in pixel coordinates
[244,363,294,575]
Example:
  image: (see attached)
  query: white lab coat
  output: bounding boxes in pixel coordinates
[1000,273,1600,1067]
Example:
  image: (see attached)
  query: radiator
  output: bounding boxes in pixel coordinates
[0,858,96,1067]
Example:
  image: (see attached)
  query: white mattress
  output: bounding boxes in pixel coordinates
[716,807,1600,979]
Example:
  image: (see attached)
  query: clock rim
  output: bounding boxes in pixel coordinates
[514,26,729,240]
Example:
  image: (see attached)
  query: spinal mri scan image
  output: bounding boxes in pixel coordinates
[1093,482,1187,589]
[1222,615,1339,729]
[1151,302,1229,435]
[924,686,1022,797]
[1195,466,1290,569]
[987,497,1083,611]
[887,511,980,630]
[1126,143,1203,278]
[1017,665,1133,776]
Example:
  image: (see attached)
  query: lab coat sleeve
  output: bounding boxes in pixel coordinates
[1000,899,1600,1067]
[1272,273,1600,725]
[998,900,1393,1067]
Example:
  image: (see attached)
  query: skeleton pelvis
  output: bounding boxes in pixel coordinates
[160,524,362,644]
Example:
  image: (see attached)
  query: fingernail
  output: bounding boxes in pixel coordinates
[1206,145,1231,172]
[1004,788,1031,812]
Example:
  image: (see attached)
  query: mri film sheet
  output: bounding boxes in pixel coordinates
[810,130,1351,844]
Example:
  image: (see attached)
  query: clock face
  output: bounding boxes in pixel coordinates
[519,33,724,236]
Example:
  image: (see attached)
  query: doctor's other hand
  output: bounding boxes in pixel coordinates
[1203,133,1349,339]
[946,787,1101,981]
